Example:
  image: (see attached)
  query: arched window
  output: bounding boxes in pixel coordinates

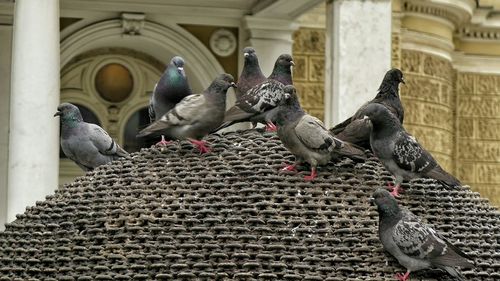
[59,104,100,158]
[123,107,153,153]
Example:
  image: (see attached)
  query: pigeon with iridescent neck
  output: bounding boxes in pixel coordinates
[137,74,236,154]
[235,47,266,99]
[149,56,193,145]
[372,188,474,281]
[214,54,294,132]
[55,103,128,171]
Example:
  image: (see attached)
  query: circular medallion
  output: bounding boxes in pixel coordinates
[209,28,237,57]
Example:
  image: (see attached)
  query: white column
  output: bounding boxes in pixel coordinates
[242,16,299,75]
[0,25,13,230]
[8,0,60,222]
[324,0,392,127]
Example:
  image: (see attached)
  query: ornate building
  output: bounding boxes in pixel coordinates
[0,0,498,230]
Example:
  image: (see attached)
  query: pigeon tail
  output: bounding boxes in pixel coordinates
[440,266,466,281]
[426,166,462,188]
[333,142,366,162]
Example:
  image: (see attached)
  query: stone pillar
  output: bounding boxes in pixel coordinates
[0,25,13,230]
[8,0,60,222]
[242,16,299,75]
[324,0,392,127]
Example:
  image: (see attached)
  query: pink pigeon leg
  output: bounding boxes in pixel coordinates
[395,271,410,281]
[155,135,172,147]
[304,167,317,181]
[265,121,277,132]
[387,182,403,198]
[189,139,211,154]
[281,163,298,172]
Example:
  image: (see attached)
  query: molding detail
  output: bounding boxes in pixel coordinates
[121,13,145,35]
[402,0,474,27]
[209,28,237,57]
[458,25,500,41]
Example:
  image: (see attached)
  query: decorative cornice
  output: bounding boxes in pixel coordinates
[457,25,500,41]
[402,0,474,28]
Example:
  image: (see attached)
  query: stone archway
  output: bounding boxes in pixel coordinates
[60,18,225,89]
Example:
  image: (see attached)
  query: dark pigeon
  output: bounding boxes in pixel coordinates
[214,54,294,132]
[149,56,193,145]
[331,68,405,150]
[371,188,474,281]
[364,103,461,197]
[55,103,128,171]
[137,74,236,154]
[235,47,266,99]
[275,85,365,181]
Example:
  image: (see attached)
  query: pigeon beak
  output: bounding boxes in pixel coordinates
[243,53,249,57]
[54,111,62,117]
[178,67,184,71]
[230,82,237,88]
[363,115,370,120]
[290,61,295,66]
[401,77,406,84]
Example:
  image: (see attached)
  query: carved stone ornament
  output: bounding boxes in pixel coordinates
[209,28,237,57]
[121,13,146,35]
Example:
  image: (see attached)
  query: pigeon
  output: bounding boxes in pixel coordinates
[214,54,294,132]
[363,103,461,197]
[371,188,474,281]
[235,47,266,99]
[137,73,236,153]
[275,85,365,181]
[330,68,405,150]
[54,103,128,171]
[149,56,193,145]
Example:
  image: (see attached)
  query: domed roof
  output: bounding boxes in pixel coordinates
[0,130,499,280]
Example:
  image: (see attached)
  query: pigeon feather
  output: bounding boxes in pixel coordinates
[55,103,128,171]
[372,189,474,280]
[364,103,461,188]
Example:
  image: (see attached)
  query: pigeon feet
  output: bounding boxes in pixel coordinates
[388,182,403,198]
[304,168,317,181]
[265,122,277,132]
[395,271,410,281]
[189,139,211,154]
[155,135,172,147]
[281,164,298,172]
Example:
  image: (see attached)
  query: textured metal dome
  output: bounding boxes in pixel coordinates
[0,130,499,280]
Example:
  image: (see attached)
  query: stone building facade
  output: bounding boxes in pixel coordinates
[291,0,500,206]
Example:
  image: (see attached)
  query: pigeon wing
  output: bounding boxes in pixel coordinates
[393,211,473,267]
[88,124,128,157]
[392,131,437,174]
[295,115,342,153]
[138,94,206,136]
[237,80,285,113]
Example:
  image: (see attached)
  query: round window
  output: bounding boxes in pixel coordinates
[95,63,133,103]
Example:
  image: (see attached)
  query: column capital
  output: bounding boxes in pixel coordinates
[242,16,299,42]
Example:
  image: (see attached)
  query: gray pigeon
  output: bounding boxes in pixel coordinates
[275,85,365,181]
[364,103,461,197]
[149,56,193,145]
[214,54,294,132]
[137,74,236,153]
[331,68,405,150]
[54,103,128,171]
[235,47,266,99]
[371,188,474,281]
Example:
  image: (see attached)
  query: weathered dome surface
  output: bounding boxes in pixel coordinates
[0,130,499,280]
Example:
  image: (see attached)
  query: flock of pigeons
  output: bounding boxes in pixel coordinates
[54,47,473,281]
